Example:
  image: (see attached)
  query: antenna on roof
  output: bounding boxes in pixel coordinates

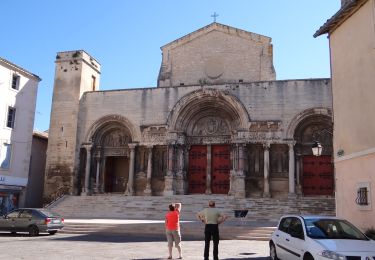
[211,12,219,23]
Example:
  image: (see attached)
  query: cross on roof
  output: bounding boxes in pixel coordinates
[211,12,219,22]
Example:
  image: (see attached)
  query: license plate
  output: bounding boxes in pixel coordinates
[52,219,61,224]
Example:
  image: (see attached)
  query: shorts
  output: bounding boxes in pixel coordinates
[166,229,181,248]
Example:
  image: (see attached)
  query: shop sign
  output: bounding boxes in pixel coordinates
[0,175,27,186]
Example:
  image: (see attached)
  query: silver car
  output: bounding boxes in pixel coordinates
[0,208,64,236]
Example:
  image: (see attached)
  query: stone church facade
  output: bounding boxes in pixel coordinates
[44,23,333,202]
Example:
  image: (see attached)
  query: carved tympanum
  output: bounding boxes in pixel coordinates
[192,117,230,136]
[102,129,130,147]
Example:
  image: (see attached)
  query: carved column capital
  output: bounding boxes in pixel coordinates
[82,143,93,151]
[287,140,297,149]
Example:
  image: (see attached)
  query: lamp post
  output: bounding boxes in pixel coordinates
[311,128,333,156]
[312,141,323,156]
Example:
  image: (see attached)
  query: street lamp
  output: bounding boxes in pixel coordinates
[311,128,332,156]
[312,141,323,156]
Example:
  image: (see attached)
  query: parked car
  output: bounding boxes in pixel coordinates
[270,215,375,260]
[0,208,64,236]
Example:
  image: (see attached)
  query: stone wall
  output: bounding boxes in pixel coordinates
[78,79,331,146]
[158,23,275,87]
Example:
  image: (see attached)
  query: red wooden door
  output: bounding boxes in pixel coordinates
[302,155,334,196]
[211,145,230,194]
[188,146,207,194]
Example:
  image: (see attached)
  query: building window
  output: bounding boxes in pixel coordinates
[356,187,369,205]
[356,182,372,210]
[0,143,12,169]
[6,107,16,128]
[11,74,20,90]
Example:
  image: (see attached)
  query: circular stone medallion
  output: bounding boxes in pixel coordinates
[204,57,224,79]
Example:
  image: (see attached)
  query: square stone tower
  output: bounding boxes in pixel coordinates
[44,50,101,203]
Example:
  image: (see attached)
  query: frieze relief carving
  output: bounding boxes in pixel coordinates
[102,129,130,147]
[141,126,167,144]
[249,121,281,132]
[234,131,282,142]
[166,132,185,145]
[187,136,231,145]
[103,147,130,157]
[192,117,230,136]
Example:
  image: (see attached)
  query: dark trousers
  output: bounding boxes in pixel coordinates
[204,224,219,260]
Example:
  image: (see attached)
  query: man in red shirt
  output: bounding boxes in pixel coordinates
[165,202,182,259]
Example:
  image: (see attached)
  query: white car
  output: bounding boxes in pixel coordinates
[269,215,375,260]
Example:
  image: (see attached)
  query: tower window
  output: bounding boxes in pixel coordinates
[12,74,20,90]
[92,75,96,91]
[6,107,16,128]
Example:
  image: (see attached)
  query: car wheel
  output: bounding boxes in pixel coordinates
[28,225,39,236]
[303,253,314,260]
[270,242,279,260]
[48,231,57,235]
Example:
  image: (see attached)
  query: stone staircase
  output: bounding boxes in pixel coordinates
[48,194,335,241]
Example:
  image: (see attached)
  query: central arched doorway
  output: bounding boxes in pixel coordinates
[168,89,250,195]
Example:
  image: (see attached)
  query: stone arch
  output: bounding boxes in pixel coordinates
[293,112,333,156]
[85,114,140,143]
[167,88,250,133]
[289,108,334,196]
[286,107,332,140]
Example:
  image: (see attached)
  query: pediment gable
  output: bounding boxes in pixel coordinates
[161,22,271,51]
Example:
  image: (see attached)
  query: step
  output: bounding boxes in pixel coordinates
[49,194,335,226]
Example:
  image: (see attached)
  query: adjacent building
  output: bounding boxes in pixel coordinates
[44,23,334,204]
[0,57,41,215]
[25,131,48,208]
[315,0,375,229]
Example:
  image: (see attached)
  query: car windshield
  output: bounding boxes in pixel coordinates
[304,218,369,240]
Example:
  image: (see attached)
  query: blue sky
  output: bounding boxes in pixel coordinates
[1,1,340,131]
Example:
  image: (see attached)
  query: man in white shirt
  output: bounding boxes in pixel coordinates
[197,201,228,260]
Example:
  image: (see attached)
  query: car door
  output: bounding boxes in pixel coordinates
[16,209,34,232]
[1,210,21,232]
[286,217,306,259]
[273,217,293,259]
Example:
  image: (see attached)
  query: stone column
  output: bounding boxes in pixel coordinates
[296,154,302,194]
[100,157,106,193]
[176,145,187,194]
[164,144,175,195]
[234,143,246,198]
[238,144,244,172]
[95,156,100,193]
[144,145,153,195]
[206,144,212,194]
[288,142,296,196]
[228,144,237,196]
[82,144,92,196]
[125,143,136,196]
[263,143,271,198]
